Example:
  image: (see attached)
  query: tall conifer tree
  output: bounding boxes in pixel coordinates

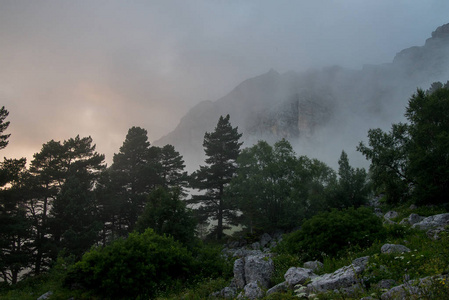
[190,115,242,240]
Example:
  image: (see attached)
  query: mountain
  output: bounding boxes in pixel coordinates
[155,23,449,172]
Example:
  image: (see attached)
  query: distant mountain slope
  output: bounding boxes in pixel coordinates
[155,23,449,171]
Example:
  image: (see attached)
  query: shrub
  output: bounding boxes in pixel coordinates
[280,207,386,260]
[64,229,194,299]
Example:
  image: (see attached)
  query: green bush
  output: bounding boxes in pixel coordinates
[280,207,386,260]
[64,229,194,299]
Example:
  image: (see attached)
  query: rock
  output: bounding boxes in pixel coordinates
[233,258,246,288]
[259,233,272,248]
[375,279,396,290]
[284,267,316,287]
[217,286,237,298]
[244,254,274,288]
[232,249,263,258]
[409,204,417,210]
[426,226,447,240]
[238,281,264,299]
[306,256,369,293]
[234,254,274,289]
[303,260,323,272]
[380,276,444,300]
[384,211,398,220]
[380,243,411,254]
[266,281,288,295]
[251,242,261,250]
[412,213,449,230]
[399,213,424,225]
[37,291,53,300]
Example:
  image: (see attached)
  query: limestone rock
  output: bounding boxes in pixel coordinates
[412,213,449,230]
[306,256,369,293]
[384,211,398,220]
[266,281,288,295]
[244,254,274,288]
[37,291,53,300]
[259,233,272,248]
[238,281,264,299]
[233,258,246,288]
[399,213,424,226]
[284,267,316,287]
[380,244,411,254]
[303,260,323,272]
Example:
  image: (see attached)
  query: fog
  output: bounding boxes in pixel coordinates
[1,1,448,167]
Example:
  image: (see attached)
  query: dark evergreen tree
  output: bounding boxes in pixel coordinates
[0,106,10,150]
[190,115,242,240]
[406,86,449,204]
[157,144,188,194]
[0,158,31,284]
[330,150,369,208]
[109,127,159,233]
[27,136,105,273]
[135,187,196,248]
[48,136,105,258]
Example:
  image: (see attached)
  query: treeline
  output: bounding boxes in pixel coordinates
[1,81,448,289]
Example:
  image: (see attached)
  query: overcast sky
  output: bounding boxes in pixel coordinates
[1,0,448,165]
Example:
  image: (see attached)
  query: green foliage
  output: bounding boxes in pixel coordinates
[329,150,370,209]
[228,139,336,233]
[65,229,194,299]
[135,187,196,248]
[280,207,386,261]
[358,82,449,205]
[271,253,303,285]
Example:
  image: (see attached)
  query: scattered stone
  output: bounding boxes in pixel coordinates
[251,242,261,250]
[303,260,323,272]
[399,213,424,226]
[238,281,264,299]
[426,226,447,240]
[384,211,398,220]
[217,286,237,298]
[37,291,53,300]
[380,243,411,254]
[284,267,316,287]
[412,213,449,230]
[266,281,288,295]
[259,233,272,248]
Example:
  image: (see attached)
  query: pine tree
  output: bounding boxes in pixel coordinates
[109,127,159,233]
[190,115,242,240]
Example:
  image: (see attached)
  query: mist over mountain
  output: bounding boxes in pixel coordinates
[155,23,449,172]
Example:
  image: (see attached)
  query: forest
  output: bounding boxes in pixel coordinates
[1,82,449,299]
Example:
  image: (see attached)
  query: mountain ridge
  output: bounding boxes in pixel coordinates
[155,23,449,171]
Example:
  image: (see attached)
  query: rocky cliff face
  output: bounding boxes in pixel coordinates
[155,23,449,171]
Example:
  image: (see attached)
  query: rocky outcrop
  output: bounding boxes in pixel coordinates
[238,282,264,299]
[380,244,411,254]
[412,213,449,230]
[381,275,449,300]
[306,256,369,293]
[399,213,424,226]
